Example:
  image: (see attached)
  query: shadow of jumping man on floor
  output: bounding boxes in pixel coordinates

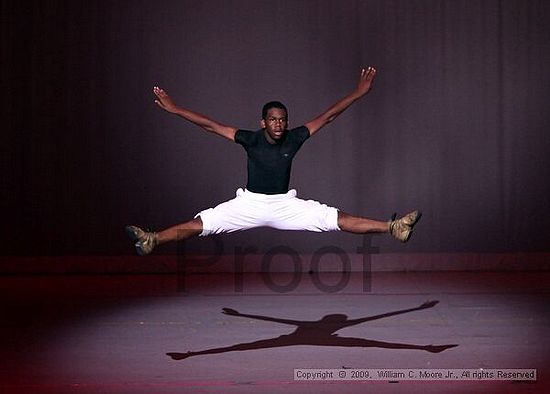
[167,300,458,360]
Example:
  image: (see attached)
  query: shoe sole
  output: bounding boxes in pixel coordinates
[410,211,422,228]
[125,226,140,242]
[125,226,148,256]
[404,211,422,243]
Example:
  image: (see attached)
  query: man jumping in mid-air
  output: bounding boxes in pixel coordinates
[126,67,421,255]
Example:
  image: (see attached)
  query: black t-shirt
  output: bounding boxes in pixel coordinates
[235,126,310,194]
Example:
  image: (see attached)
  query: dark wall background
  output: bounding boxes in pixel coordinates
[2,0,550,256]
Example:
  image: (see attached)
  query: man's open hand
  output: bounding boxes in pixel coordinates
[356,66,376,97]
[153,86,179,113]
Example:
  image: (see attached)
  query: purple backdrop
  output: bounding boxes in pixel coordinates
[3,0,550,255]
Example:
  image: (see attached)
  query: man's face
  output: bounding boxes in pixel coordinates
[261,108,288,143]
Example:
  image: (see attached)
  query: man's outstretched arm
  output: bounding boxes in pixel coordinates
[153,86,238,141]
[304,67,376,137]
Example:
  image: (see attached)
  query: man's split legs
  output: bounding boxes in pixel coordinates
[125,211,421,255]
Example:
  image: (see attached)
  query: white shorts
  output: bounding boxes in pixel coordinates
[195,188,340,236]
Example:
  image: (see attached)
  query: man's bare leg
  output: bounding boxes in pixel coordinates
[337,211,390,234]
[126,217,203,255]
[338,210,421,242]
[156,217,203,244]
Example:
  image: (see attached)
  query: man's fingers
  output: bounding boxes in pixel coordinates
[362,66,376,78]
[153,86,167,97]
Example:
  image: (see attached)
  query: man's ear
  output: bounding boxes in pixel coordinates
[260,119,266,129]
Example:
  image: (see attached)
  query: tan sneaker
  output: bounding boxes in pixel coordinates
[389,211,422,242]
[125,225,158,255]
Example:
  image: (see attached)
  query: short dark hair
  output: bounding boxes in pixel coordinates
[262,101,288,120]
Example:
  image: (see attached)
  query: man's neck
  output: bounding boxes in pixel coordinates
[263,129,285,145]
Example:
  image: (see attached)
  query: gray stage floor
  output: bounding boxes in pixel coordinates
[1,271,548,393]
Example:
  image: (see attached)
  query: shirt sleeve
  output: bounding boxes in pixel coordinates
[293,126,310,144]
[234,129,256,147]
